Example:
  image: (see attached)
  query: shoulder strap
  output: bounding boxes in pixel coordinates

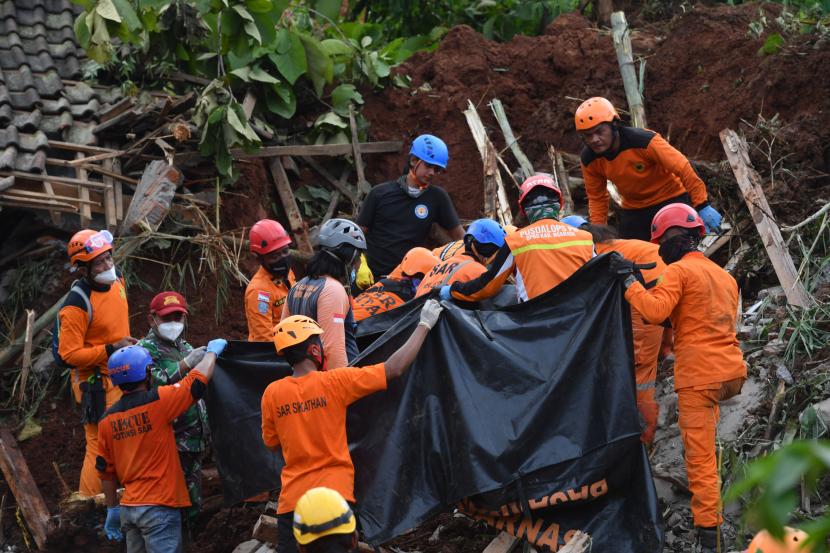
[68,280,93,325]
[439,260,473,286]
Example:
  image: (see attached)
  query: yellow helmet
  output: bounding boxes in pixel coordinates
[293,487,356,545]
[273,315,323,354]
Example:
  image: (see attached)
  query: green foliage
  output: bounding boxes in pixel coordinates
[759,32,784,55]
[726,440,830,552]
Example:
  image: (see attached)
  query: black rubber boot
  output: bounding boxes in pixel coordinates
[696,526,719,553]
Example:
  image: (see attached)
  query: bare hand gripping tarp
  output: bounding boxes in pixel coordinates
[207,255,664,551]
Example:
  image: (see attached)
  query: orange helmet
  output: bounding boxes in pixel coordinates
[400,247,439,278]
[274,315,323,354]
[67,229,113,265]
[650,203,705,243]
[746,528,811,553]
[574,97,620,131]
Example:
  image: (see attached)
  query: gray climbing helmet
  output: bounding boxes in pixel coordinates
[317,218,366,250]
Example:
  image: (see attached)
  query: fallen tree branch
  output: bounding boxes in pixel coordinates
[781,201,830,233]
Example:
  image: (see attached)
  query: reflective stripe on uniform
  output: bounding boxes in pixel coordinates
[511,240,595,256]
[637,380,656,391]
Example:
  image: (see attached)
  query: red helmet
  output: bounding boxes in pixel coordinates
[574,97,620,131]
[650,203,705,243]
[250,219,291,255]
[746,528,812,553]
[518,174,563,216]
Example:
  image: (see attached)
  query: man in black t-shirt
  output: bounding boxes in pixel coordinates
[357,134,465,278]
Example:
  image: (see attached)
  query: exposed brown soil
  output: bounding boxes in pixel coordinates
[362,3,830,219]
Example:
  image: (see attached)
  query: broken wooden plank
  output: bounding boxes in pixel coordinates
[233,141,403,159]
[0,428,53,549]
[0,189,98,205]
[67,150,123,166]
[490,99,534,180]
[349,105,371,200]
[0,171,109,190]
[75,153,92,226]
[301,156,357,203]
[45,158,139,186]
[549,146,574,216]
[113,158,124,222]
[268,158,313,254]
[720,129,813,308]
[102,158,117,232]
[252,514,279,544]
[17,309,35,405]
[47,140,118,155]
[463,100,513,226]
[482,531,519,553]
[611,11,647,129]
[120,161,181,235]
[40,180,62,225]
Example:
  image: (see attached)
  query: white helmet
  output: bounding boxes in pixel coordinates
[317,218,366,250]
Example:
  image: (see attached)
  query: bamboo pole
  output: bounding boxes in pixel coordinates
[463,100,513,226]
[490,99,534,181]
[0,297,64,369]
[611,11,647,129]
[17,310,35,405]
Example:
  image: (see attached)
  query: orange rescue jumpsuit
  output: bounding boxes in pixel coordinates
[245,267,295,341]
[431,241,464,262]
[415,252,487,298]
[596,239,665,444]
[624,251,746,528]
[57,278,130,496]
[449,219,595,302]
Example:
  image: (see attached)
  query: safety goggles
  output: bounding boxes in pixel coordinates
[84,230,113,253]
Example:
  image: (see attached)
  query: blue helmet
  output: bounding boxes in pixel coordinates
[409,134,449,169]
[561,215,588,229]
[466,219,506,247]
[108,345,152,386]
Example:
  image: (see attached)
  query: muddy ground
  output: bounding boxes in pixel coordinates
[2,1,830,551]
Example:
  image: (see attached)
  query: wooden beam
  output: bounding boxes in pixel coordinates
[490,99,534,181]
[463,100,513,226]
[549,146,574,216]
[268,158,313,254]
[17,309,35,405]
[47,140,118,155]
[75,153,92,226]
[349,105,371,200]
[40,180,62,225]
[46,158,139,186]
[67,150,123,165]
[611,11,647,129]
[113,158,124,222]
[0,171,108,190]
[720,129,813,308]
[0,429,53,550]
[252,514,279,544]
[0,189,98,205]
[233,141,403,159]
[102,158,117,232]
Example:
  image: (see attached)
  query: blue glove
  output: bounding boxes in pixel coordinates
[439,285,452,302]
[104,506,122,541]
[698,205,722,233]
[206,338,228,356]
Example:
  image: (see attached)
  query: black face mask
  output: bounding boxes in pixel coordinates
[284,336,326,371]
[658,234,696,265]
[265,256,291,278]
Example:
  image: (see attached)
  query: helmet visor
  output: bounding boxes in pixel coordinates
[84,230,113,254]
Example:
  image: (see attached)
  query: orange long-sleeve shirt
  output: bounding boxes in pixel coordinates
[415,252,487,298]
[96,369,208,507]
[57,278,130,379]
[595,239,665,286]
[245,267,294,341]
[581,127,708,225]
[624,252,746,390]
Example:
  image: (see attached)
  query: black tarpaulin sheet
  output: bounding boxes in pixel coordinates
[206,255,663,550]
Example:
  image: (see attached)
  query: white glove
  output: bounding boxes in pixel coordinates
[183,346,207,369]
[418,299,444,330]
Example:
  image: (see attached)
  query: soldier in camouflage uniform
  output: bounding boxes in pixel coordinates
[138,291,209,523]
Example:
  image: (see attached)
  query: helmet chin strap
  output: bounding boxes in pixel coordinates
[408,160,430,189]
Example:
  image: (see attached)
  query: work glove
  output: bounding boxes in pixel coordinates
[206,339,228,356]
[438,285,452,302]
[182,346,206,369]
[356,253,374,290]
[697,205,722,233]
[608,252,638,289]
[104,506,122,541]
[418,299,444,330]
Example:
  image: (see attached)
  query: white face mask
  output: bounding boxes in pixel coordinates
[157,321,185,342]
[406,185,425,198]
[93,266,117,285]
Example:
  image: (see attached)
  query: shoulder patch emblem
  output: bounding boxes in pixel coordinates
[257,301,269,314]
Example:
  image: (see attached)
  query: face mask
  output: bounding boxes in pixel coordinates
[156,321,184,342]
[405,185,425,198]
[350,269,356,285]
[93,266,117,285]
[266,256,291,278]
[411,278,422,291]
[658,234,695,265]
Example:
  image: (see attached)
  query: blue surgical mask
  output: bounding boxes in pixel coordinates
[350,269,356,283]
[411,278,422,291]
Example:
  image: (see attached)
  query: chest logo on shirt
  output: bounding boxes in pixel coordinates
[632,162,646,173]
[414,204,429,219]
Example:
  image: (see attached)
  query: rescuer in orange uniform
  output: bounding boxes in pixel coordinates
[562,215,665,444]
[353,247,439,321]
[746,528,813,553]
[444,175,594,303]
[609,203,746,553]
[418,219,506,298]
[245,219,294,341]
[56,229,136,497]
[96,339,225,550]
[262,300,444,553]
[576,97,722,241]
